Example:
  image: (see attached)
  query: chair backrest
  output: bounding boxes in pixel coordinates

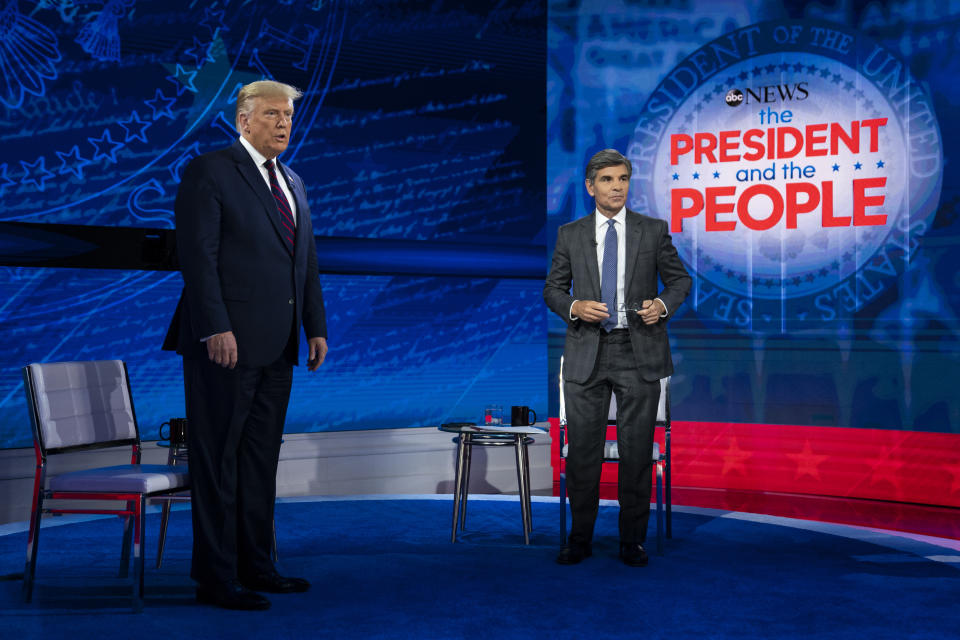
[558,355,670,427]
[23,360,139,454]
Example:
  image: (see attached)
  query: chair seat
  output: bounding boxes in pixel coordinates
[561,441,661,461]
[48,464,189,494]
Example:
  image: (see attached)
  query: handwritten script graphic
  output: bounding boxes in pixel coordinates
[0,0,547,448]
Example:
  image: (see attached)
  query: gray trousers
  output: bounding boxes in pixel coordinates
[564,330,660,545]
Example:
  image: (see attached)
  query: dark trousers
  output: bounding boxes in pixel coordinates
[564,331,660,546]
[183,353,293,585]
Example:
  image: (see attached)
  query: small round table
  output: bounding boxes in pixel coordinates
[439,423,545,545]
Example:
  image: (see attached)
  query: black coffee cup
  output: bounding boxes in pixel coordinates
[510,406,537,426]
[159,418,188,445]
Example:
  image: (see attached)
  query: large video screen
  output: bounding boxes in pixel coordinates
[0,0,544,243]
[547,1,959,432]
[0,1,547,448]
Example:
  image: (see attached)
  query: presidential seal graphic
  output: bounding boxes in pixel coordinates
[628,21,942,332]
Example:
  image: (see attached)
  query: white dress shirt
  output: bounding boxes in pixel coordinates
[596,208,628,328]
[238,136,297,225]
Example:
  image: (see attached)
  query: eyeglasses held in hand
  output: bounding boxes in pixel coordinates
[616,303,644,314]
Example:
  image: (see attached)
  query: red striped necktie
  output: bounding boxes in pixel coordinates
[265,160,295,254]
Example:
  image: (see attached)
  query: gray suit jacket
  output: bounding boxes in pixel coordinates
[543,209,691,384]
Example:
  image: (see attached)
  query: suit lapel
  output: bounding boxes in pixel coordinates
[230,142,292,255]
[578,215,600,299]
[624,210,644,294]
[278,161,307,254]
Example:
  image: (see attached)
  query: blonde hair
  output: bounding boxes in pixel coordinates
[235,80,303,130]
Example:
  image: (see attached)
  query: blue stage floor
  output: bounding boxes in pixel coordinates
[1,496,959,639]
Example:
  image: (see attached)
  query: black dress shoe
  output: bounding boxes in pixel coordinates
[196,579,271,610]
[241,571,311,593]
[556,543,593,565]
[619,542,649,567]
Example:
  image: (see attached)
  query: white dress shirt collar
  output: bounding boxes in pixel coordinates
[595,206,626,231]
[239,135,271,168]
[237,136,297,223]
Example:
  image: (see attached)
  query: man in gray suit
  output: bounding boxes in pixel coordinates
[544,149,691,566]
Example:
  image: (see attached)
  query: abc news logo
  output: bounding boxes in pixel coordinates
[725,82,809,107]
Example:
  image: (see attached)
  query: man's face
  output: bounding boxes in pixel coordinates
[239,95,294,160]
[585,164,630,217]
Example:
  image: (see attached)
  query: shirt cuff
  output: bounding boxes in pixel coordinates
[569,300,579,321]
[654,297,668,318]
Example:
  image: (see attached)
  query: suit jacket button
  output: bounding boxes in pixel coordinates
[288,298,294,305]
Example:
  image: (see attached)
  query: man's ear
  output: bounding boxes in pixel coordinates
[585,179,595,197]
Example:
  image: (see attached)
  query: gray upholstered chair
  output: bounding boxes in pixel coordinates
[21,360,190,612]
[557,356,671,553]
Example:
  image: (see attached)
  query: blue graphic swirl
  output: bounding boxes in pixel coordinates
[0,0,61,108]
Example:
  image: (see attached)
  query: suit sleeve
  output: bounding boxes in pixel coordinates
[654,219,692,318]
[296,178,327,340]
[543,225,577,325]
[175,157,232,340]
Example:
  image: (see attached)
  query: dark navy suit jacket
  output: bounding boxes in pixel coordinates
[164,140,326,367]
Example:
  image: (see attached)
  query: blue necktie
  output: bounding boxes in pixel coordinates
[601,219,618,331]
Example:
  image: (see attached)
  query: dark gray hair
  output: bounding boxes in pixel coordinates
[585,149,632,183]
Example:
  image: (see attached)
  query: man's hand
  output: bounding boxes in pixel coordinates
[638,299,666,325]
[307,337,328,372]
[207,331,238,369]
[571,300,610,324]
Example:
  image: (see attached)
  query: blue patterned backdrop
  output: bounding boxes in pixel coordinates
[0,0,547,447]
[547,0,959,433]
[5,0,957,447]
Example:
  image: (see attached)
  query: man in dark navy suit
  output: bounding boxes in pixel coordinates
[164,80,327,610]
[544,149,691,567]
